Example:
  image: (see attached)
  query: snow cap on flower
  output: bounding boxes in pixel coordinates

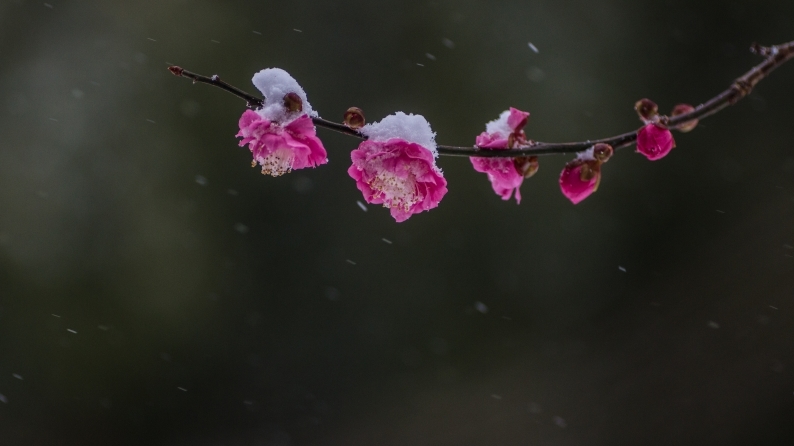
[252,68,318,124]
[236,68,327,176]
[349,112,446,222]
[559,148,603,205]
[471,107,532,203]
[360,112,438,155]
[636,123,675,160]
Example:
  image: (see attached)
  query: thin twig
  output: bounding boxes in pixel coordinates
[168,40,794,158]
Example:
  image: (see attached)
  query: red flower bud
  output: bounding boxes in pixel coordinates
[514,156,539,178]
[344,107,366,129]
[283,92,303,113]
[671,103,698,132]
[634,98,658,121]
[592,143,614,163]
[636,123,675,160]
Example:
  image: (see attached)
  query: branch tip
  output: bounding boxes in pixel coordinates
[168,66,184,76]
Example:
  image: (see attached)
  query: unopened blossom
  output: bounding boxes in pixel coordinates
[348,112,447,222]
[636,123,675,161]
[671,103,698,132]
[236,68,327,176]
[470,107,532,203]
[559,144,613,204]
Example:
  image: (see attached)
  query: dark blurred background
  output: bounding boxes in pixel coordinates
[1,0,794,444]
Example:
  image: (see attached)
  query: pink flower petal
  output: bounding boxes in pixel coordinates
[506,107,530,132]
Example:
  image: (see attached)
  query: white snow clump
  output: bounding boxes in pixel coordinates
[251,68,317,123]
[360,112,438,155]
[484,110,514,138]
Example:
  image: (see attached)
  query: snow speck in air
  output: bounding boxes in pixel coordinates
[98,325,110,331]
[360,112,437,155]
[618,266,626,272]
[234,223,249,234]
[13,374,23,380]
[252,31,262,35]
[416,63,424,67]
[44,3,54,8]
[211,40,220,44]
[71,89,84,99]
[195,175,208,186]
[475,301,488,314]
[51,314,61,318]
[251,68,317,123]
[356,200,368,212]
[708,321,720,329]
[49,118,58,122]
[227,188,238,196]
[346,259,356,265]
[67,329,77,334]
[442,38,455,49]
[716,209,725,214]
[553,416,567,428]
[0,394,7,403]
[146,119,156,124]
[491,394,502,400]
[770,305,779,310]
[147,37,156,42]
[528,42,539,53]
[382,238,392,244]
[177,387,187,392]
[425,53,436,61]
[293,29,303,32]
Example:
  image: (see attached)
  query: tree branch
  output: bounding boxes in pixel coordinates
[168,40,794,158]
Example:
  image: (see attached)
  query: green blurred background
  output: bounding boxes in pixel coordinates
[1,0,794,444]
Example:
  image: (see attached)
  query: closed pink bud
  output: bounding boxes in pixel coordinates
[559,159,601,205]
[636,123,675,160]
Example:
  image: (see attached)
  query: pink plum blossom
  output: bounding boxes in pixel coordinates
[470,107,532,203]
[636,123,675,161]
[348,138,447,222]
[236,110,328,176]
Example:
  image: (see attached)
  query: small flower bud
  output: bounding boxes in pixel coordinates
[283,92,303,113]
[514,156,539,178]
[671,103,698,132]
[634,98,658,121]
[344,107,366,129]
[636,123,675,161]
[559,159,601,204]
[168,66,184,76]
[592,143,614,163]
